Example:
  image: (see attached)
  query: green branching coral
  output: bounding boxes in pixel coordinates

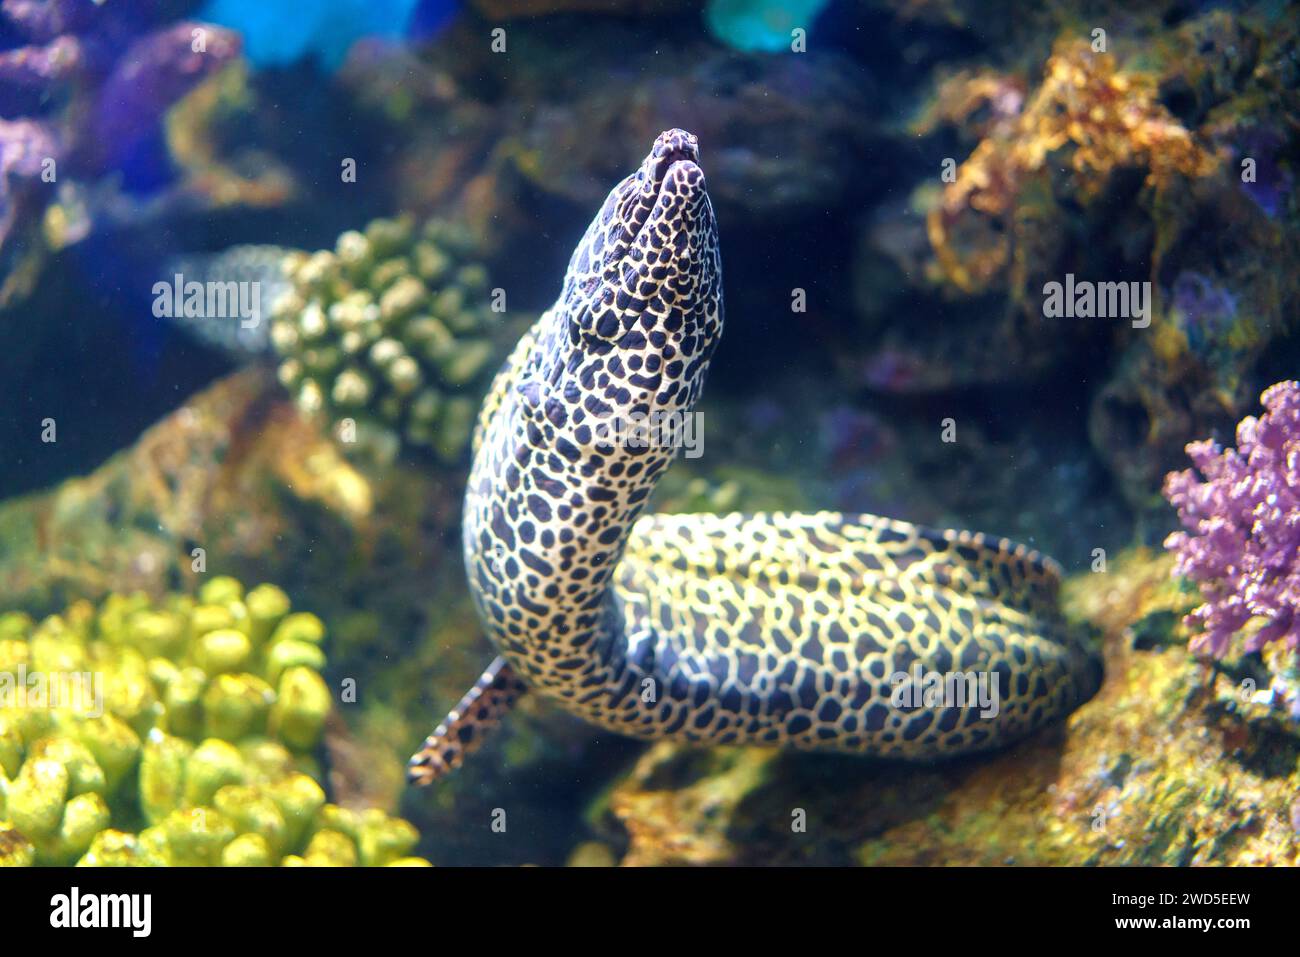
[270,215,508,462]
[0,577,428,867]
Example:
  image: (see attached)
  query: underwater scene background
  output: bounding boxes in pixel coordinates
[0,0,1298,868]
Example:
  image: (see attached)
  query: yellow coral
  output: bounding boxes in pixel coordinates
[0,584,429,866]
[928,38,1219,293]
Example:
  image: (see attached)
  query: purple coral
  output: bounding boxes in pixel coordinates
[0,2,242,289]
[91,22,242,169]
[1163,381,1300,659]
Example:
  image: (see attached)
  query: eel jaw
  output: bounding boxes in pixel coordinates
[621,129,704,249]
[558,129,718,350]
[644,129,701,192]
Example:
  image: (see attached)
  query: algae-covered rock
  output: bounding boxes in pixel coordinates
[882,8,1300,516]
[0,583,430,866]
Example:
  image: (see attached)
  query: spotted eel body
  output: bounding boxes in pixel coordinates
[408,130,1101,785]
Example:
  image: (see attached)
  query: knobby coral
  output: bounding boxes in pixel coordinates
[1163,381,1300,660]
[0,4,243,304]
[0,577,428,866]
[271,215,510,462]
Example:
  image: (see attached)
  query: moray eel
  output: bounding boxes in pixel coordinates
[408,129,1101,784]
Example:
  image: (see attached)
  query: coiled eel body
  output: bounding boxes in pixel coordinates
[408,130,1101,784]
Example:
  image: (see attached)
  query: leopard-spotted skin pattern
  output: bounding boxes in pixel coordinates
[408,130,1100,783]
[612,511,1099,754]
[408,657,529,785]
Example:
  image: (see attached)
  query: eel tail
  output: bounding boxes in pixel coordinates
[406,656,529,786]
